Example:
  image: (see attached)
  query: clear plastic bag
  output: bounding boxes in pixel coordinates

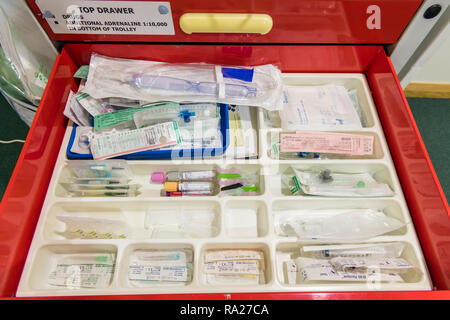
[274,209,405,241]
[0,7,50,106]
[82,53,283,111]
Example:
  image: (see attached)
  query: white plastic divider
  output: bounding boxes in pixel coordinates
[16,74,433,297]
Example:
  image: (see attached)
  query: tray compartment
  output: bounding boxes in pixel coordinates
[199,242,273,287]
[275,241,426,288]
[272,199,410,241]
[119,242,195,288]
[223,200,270,238]
[145,200,221,239]
[26,244,117,292]
[260,74,377,130]
[274,163,397,197]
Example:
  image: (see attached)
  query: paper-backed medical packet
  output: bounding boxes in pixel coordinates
[90,121,181,160]
[128,249,193,286]
[203,249,266,285]
[280,85,363,130]
[63,90,91,127]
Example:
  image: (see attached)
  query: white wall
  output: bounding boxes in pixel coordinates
[410,29,450,83]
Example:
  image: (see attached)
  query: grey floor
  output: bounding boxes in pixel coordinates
[0,95,448,203]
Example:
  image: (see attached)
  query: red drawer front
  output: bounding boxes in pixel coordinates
[0,44,448,299]
[26,0,421,44]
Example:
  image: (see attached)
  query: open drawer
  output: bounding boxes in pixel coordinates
[0,44,449,299]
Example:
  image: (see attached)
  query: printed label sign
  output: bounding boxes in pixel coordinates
[36,0,175,35]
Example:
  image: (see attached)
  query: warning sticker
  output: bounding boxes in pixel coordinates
[36,0,175,35]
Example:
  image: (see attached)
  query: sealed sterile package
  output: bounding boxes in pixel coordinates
[63,183,141,192]
[301,242,406,259]
[133,103,219,129]
[60,177,130,185]
[280,85,363,131]
[89,121,182,160]
[63,91,91,127]
[82,53,283,111]
[295,257,404,283]
[48,253,115,289]
[273,209,405,241]
[70,126,93,155]
[68,189,141,197]
[290,168,395,197]
[68,160,132,178]
[94,102,178,132]
[128,249,193,286]
[329,257,417,274]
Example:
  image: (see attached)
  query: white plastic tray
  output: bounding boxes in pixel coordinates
[16,74,433,297]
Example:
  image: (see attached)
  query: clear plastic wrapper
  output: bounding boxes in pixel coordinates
[145,208,217,238]
[63,183,141,192]
[289,168,394,197]
[274,209,405,241]
[68,189,141,197]
[133,103,219,128]
[68,160,132,178]
[56,216,130,239]
[82,53,283,111]
[301,242,406,259]
[60,177,131,185]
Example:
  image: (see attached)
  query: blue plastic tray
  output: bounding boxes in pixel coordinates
[67,104,229,160]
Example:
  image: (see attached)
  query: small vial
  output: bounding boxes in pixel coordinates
[164,181,214,193]
[151,170,216,183]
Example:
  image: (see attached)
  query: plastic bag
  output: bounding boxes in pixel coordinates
[82,53,283,111]
[274,209,405,241]
[0,7,50,107]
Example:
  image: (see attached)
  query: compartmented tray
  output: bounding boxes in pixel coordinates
[16,73,432,297]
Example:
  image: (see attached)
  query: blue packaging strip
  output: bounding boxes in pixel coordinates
[67,104,230,160]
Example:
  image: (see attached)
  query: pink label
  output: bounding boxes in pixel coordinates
[280,132,374,155]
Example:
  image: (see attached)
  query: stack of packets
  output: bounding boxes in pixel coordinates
[60,160,141,197]
[64,84,223,160]
[63,53,285,160]
[48,253,115,289]
[128,249,193,286]
[265,84,373,160]
[203,249,266,285]
[277,243,422,285]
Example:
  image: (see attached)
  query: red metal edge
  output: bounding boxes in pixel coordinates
[25,0,422,44]
[0,50,78,297]
[385,57,449,214]
[366,50,450,290]
[2,291,450,300]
